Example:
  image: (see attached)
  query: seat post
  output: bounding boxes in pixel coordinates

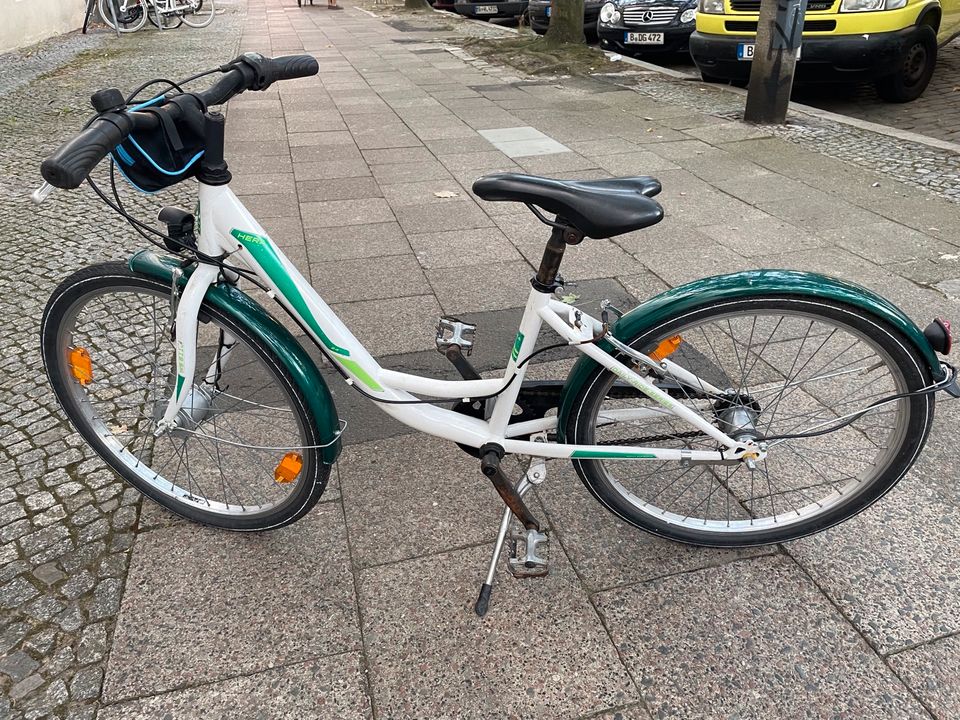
[532,223,580,293]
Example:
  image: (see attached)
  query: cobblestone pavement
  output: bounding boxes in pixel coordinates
[2,1,960,718]
[795,39,960,145]
[603,70,960,202]
[612,39,960,146]
[0,6,246,719]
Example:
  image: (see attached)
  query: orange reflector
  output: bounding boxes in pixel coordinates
[68,347,93,386]
[649,335,682,362]
[274,452,303,484]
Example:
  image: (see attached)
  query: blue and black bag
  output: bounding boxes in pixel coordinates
[111,98,206,193]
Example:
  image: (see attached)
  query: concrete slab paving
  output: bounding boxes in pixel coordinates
[102,504,359,701]
[99,653,371,720]
[338,434,507,568]
[595,555,929,719]
[786,474,960,655]
[358,542,641,719]
[888,634,960,719]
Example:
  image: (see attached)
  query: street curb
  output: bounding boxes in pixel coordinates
[609,51,960,156]
[602,50,695,80]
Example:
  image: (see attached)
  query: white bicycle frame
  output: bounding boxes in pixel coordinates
[158,181,763,464]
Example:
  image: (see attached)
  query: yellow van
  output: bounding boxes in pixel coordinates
[689,0,960,101]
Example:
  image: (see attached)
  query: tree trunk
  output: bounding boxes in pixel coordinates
[544,0,585,46]
[743,0,809,123]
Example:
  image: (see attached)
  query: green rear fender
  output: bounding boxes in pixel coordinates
[128,250,342,464]
[557,269,945,441]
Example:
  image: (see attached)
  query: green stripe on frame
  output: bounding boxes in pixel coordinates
[339,357,383,392]
[571,449,657,459]
[230,229,351,357]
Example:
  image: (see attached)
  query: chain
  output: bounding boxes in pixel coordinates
[596,430,707,446]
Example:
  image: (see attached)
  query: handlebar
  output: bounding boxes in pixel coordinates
[40,53,319,190]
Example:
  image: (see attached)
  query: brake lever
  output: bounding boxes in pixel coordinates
[31,181,55,205]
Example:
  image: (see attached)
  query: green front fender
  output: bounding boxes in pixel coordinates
[557,269,944,441]
[128,250,342,464]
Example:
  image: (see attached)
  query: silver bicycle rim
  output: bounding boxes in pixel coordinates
[181,0,215,27]
[55,283,313,518]
[584,304,911,534]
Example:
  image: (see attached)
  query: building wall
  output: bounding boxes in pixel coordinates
[0,0,87,53]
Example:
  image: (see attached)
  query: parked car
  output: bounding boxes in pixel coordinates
[454,0,528,20]
[597,0,699,55]
[689,0,960,102]
[529,0,604,36]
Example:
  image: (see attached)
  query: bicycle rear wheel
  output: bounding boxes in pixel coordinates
[98,0,148,31]
[565,295,935,547]
[148,3,183,28]
[181,0,215,27]
[41,262,330,531]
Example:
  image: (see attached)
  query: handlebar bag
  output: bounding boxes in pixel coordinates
[111,100,205,193]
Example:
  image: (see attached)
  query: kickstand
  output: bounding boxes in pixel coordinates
[475,476,531,617]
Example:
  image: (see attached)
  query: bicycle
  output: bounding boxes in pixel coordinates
[35,53,960,615]
[98,0,215,32]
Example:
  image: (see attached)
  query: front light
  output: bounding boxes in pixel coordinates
[840,0,883,10]
[680,7,697,22]
[699,0,723,13]
[599,2,621,23]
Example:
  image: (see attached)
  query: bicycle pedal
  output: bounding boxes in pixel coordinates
[435,316,476,356]
[508,527,549,579]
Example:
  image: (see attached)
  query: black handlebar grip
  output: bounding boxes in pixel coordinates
[269,54,320,82]
[40,112,134,189]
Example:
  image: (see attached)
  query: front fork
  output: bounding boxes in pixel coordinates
[155,263,225,434]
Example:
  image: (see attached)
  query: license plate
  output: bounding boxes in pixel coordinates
[545,5,550,14]
[475,4,498,12]
[737,43,801,60]
[624,32,664,44]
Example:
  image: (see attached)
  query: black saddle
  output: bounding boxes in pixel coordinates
[473,173,664,240]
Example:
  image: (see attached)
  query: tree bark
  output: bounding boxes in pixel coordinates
[544,0,585,46]
[743,0,809,124]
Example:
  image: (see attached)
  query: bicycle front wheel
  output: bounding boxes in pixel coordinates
[98,0,148,31]
[41,262,330,531]
[181,0,215,27]
[565,295,935,547]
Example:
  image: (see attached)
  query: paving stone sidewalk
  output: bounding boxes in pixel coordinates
[2,0,960,718]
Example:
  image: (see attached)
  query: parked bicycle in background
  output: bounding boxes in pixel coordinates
[98,0,216,33]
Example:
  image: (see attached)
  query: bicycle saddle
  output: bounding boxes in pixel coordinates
[473,173,664,240]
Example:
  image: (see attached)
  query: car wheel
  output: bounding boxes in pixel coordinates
[875,25,937,103]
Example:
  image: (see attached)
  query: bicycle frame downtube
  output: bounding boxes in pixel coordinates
[157,182,753,461]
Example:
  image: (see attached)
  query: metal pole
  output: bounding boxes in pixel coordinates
[106,0,122,37]
[743,0,809,124]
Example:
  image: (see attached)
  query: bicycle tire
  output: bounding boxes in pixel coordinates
[147,3,184,28]
[181,0,215,28]
[41,262,330,531]
[98,0,148,32]
[565,295,934,547]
